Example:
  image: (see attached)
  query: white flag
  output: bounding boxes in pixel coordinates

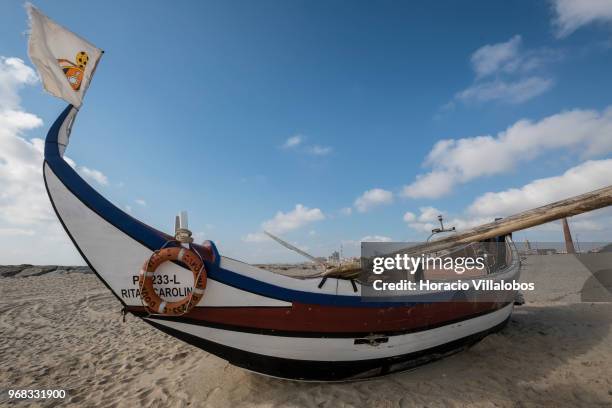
[27,4,102,108]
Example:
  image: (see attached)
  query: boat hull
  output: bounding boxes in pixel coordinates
[43,105,520,380]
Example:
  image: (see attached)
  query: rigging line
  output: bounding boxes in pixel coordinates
[264,231,329,269]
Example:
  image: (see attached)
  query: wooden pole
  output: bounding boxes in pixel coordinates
[324,185,612,278]
[264,231,328,268]
[562,218,576,254]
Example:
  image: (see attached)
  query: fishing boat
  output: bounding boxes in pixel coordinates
[43,105,523,381]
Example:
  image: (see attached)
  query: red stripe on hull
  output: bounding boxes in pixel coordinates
[128,301,508,333]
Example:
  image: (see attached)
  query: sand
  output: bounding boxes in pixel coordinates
[1,255,611,407]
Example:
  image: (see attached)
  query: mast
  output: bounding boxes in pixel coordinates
[324,185,612,278]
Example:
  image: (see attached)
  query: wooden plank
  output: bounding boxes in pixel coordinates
[264,231,328,268]
[324,185,612,278]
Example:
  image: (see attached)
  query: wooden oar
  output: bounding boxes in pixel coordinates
[323,185,612,279]
[264,231,329,269]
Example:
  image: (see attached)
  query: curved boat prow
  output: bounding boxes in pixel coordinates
[44,106,177,251]
[43,105,191,302]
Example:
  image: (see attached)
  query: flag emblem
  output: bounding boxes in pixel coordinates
[57,51,89,91]
[28,4,102,107]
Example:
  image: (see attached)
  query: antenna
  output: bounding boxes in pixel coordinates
[427,214,456,242]
[179,211,188,229]
[174,210,193,244]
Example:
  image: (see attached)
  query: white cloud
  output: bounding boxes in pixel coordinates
[79,166,108,186]
[0,227,36,236]
[0,57,38,109]
[569,217,605,232]
[360,235,393,242]
[262,204,325,234]
[452,36,558,105]
[1,221,83,265]
[404,206,500,234]
[0,59,49,227]
[402,211,416,222]
[471,35,523,78]
[62,158,109,187]
[342,235,395,246]
[135,199,147,206]
[282,135,303,148]
[469,36,559,78]
[456,76,554,104]
[552,0,612,37]
[445,217,493,231]
[404,207,455,233]
[0,56,108,264]
[403,208,438,233]
[340,207,353,216]
[405,222,435,234]
[308,145,333,155]
[243,204,325,246]
[418,206,444,222]
[403,106,612,198]
[402,170,457,199]
[354,188,394,212]
[0,133,53,225]
[0,109,43,131]
[468,159,612,217]
[404,160,612,240]
[242,232,268,243]
[282,134,332,156]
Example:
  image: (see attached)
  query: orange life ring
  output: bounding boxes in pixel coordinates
[138,247,207,315]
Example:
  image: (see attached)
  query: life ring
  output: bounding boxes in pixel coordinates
[138,247,207,315]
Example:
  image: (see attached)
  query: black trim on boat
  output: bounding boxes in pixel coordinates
[144,316,511,381]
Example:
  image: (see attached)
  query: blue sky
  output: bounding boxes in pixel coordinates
[1,0,611,264]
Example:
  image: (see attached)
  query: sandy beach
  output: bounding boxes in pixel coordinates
[1,255,611,407]
[4,0,612,405]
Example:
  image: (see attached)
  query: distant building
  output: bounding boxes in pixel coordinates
[328,251,340,264]
[535,248,557,255]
